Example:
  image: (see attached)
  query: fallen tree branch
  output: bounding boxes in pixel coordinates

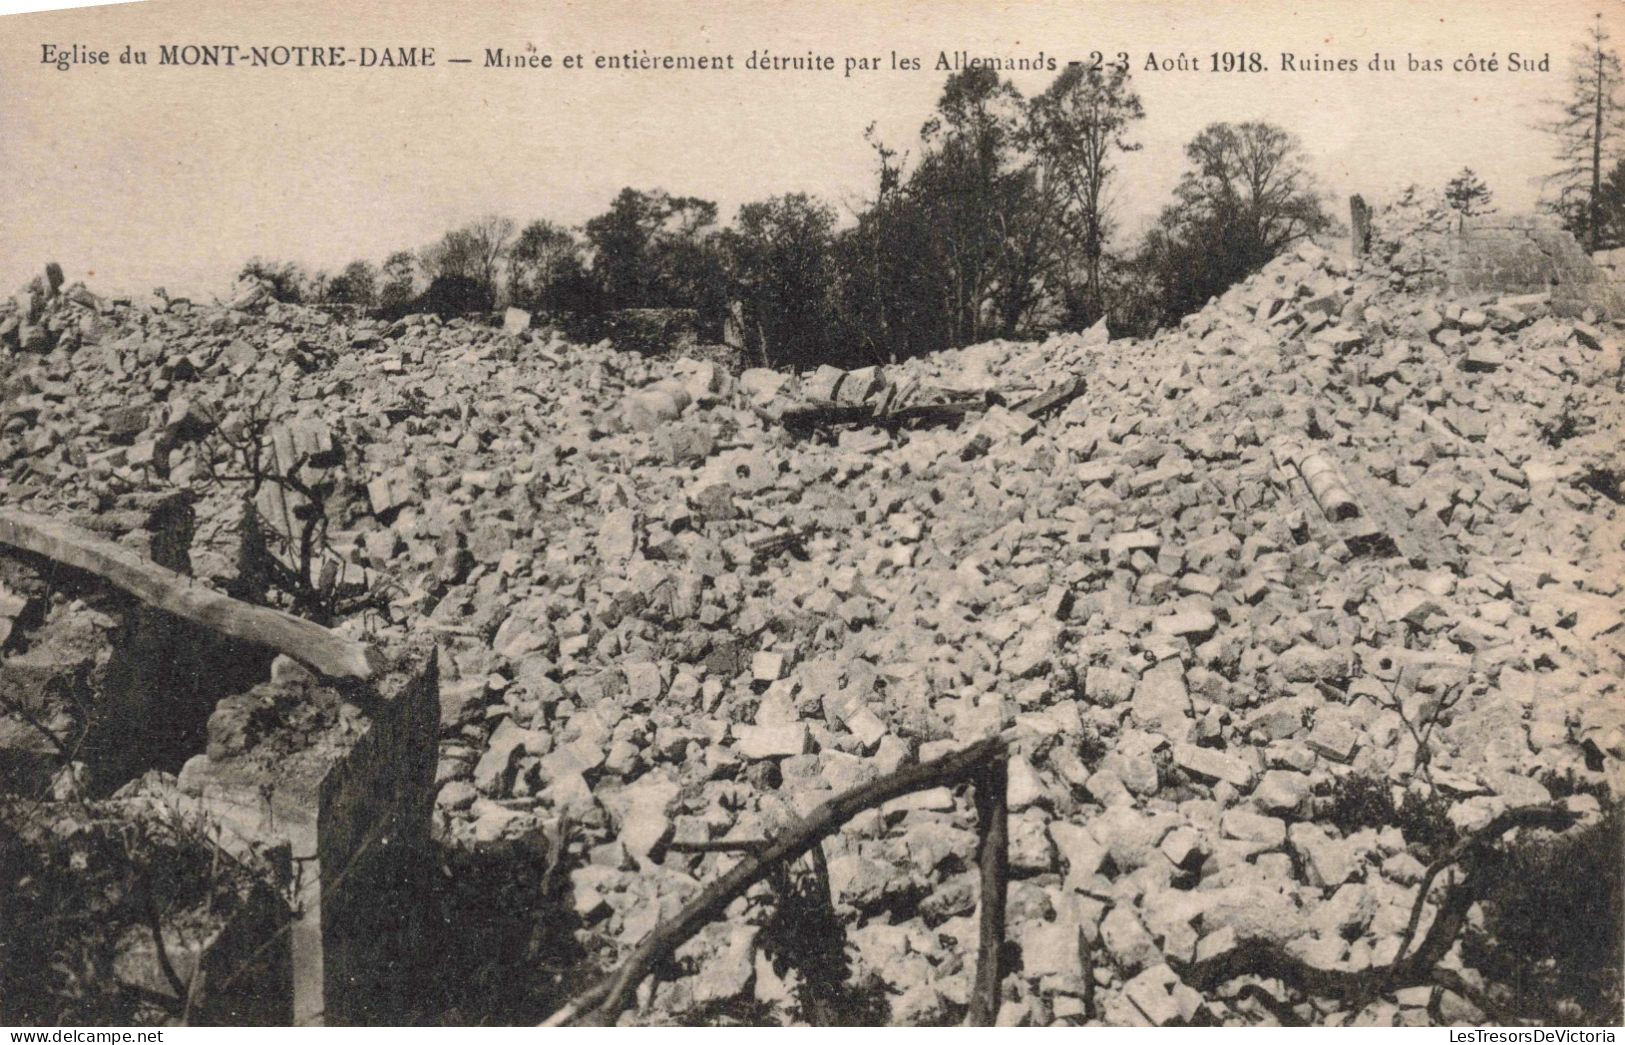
[775,377,1087,438]
[543,735,1008,1027]
[1176,804,1581,1012]
[1388,803,1568,969]
[665,838,769,854]
[0,509,380,680]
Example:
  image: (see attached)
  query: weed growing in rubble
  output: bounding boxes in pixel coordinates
[1320,774,1395,830]
[754,858,891,1026]
[1320,773,1459,860]
[0,798,273,1025]
[198,388,391,626]
[1461,804,1624,1024]
[403,831,586,1025]
[1537,767,1613,804]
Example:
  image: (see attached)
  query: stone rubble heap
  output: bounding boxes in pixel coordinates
[2,190,1621,1026]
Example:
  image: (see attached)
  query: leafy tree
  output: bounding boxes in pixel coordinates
[831,126,944,364]
[1542,14,1625,249]
[1444,168,1495,217]
[1131,121,1332,330]
[419,215,515,301]
[830,69,1057,364]
[1028,62,1145,326]
[721,193,839,368]
[584,189,725,315]
[325,259,378,306]
[585,189,665,308]
[507,220,589,313]
[914,67,1041,345]
[417,273,494,316]
[237,258,307,304]
[377,250,418,313]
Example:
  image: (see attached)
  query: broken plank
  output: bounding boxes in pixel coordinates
[1013,376,1086,420]
[0,508,380,680]
[777,401,878,430]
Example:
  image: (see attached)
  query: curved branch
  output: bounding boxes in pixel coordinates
[1177,804,1580,1011]
[544,736,1007,1026]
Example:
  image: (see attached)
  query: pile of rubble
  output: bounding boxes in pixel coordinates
[2,189,1621,1026]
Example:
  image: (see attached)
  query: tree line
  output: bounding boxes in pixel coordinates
[240,63,1348,367]
[244,19,1625,370]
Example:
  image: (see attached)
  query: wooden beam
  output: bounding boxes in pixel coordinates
[0,509,379,680]
[1012,376,1087,420]
[967,756,1009,1026]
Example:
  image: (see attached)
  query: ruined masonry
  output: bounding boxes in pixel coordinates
[1,187,1622,1026]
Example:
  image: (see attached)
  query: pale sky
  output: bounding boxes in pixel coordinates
[1,0,1618,298]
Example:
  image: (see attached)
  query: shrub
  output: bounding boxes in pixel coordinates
[1462,804,1623,1023]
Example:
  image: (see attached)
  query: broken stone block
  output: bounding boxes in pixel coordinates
[1154,608,1218,640]
[687,925,758,1005]
[1122,963,1184,1026]
[1172,743,1256,789]
[1462,342,1506,371]
[733,723,809,759]
[826,852,892,911]
[843,706,888,749]
[624,385,692,431]
[1099,905,1159,975]
[1009,810,1057,873]
[596,508,638,564]
[1086,666,1134,706]
[1219,809,1287,847]
[1108,529,1162,560]
[1159,826,1207,871]
[473,718,534,794]
[502,307,532,335]
[837,366,883,405]
[1003,620,1062,678]
[1305,718,1360,764]
[751,650,785,682]
[1276,643,1352,683]
[1194,926,1238,964]
[1131,660,1192,739]
[980,405,1039,442]
[1289,822,1359,887]
[802,364,846,402]
[623,661,663,705]
[1019,919,1081,980]
[1254,769,1311,813]
[1007,754,1047,810]
[366,469,416,516]
[1049,820,1108,881]
[738,367,790,404]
